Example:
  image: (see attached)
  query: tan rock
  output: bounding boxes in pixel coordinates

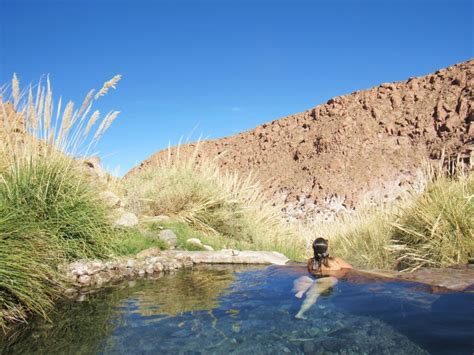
[115,211,138,227]
[99,191,122,208]
[166,250,289,265]
[137,247,162,259]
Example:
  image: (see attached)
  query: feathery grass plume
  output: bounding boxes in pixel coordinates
[11,73,19,108]
[58,101,74,141]
[103,110,120,132]
[26,88,36,128]
[77,89,95,121]
[84,110,100,137]
[95,75,121,100]
[43,77,53,131]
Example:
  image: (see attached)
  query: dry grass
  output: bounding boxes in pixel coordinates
[306,162,473,271]
[122,144,305,260]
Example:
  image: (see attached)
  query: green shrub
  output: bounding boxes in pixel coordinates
[392,174,474,271]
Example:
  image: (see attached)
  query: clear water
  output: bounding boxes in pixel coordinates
[1,265,473,355]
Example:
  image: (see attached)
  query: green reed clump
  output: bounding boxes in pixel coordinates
[392,173,474,271]
[0,74,120,330]
[0,223,62,331]
[0,158,115,260]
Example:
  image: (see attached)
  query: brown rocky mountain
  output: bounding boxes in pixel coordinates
[129,59,474,219]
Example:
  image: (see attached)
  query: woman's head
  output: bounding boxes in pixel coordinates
[311,237,330,272]
[312,237,328,258]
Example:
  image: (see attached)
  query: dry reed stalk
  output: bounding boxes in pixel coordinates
[95,75,121,100]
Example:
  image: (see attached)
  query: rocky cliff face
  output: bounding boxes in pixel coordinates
[129,60,474,219]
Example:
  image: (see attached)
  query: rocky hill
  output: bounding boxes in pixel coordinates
[129,60,474,219]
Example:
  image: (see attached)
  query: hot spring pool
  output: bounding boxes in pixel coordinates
[1,265,473,354]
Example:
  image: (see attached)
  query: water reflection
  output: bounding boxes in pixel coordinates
[0,265,260,354]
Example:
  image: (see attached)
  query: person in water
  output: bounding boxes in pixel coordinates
[293,237,352,319]
[307,237,352,275]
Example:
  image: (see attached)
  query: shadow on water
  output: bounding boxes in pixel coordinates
[1,264,473,355]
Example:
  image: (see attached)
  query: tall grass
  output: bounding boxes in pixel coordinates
[123,145,305,260]
[392,172,473,271]
[310,167,473,271]
[0,74,120,330]
[308,207,398,270]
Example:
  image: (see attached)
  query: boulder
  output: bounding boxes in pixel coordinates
[166,250,290,265]
[81,156,108,180]
[99,190,122,208]
[115,211,139,227]
[159,229,178,248]
[186,238,203,248]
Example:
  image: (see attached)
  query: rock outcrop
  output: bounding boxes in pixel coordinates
[129,60,474,219]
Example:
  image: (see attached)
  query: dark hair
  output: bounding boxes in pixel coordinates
[312,237,330,271]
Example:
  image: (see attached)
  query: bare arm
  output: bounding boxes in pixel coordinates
[334,257,353,269]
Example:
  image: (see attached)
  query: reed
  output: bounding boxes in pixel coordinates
[0,74,121,330]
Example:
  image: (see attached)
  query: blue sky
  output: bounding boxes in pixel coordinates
[1,0,472,175]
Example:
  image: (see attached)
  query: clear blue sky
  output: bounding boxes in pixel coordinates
[1,0,472,176]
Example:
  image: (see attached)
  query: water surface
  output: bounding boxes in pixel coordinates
[1,265,473,354]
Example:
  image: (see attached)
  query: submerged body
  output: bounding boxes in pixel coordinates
[293,276,338,319]
[293,238,353,319]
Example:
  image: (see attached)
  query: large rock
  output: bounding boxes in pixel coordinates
[186,238,203,248]
[99,190,122,208]
[166,250,290,265]
[159,229,178,248]
[356,266,474,292]
[81,156,108,180]
[115,211,139,227]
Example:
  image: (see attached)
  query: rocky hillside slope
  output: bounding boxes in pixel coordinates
[129,60,474,219]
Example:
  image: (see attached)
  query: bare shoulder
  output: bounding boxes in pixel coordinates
[334,257,353,269]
